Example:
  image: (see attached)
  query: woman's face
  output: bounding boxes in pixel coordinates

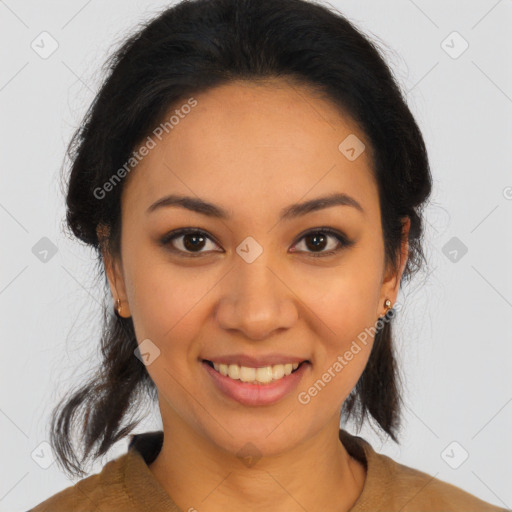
[103,78,408,457]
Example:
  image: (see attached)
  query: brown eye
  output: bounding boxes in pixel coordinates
[291,228,354,257]
[160,226,354,258]
[182,232,206,251]
[160,228,221,257]
[304,232,330,251]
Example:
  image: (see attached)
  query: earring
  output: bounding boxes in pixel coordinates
[115,298,122,317]
[380,298,392,318]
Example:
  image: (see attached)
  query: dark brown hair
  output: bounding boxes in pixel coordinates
[52,0,432,477]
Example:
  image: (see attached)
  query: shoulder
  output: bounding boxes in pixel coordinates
[27,453,133,512]
[383,453,505,511]
[361,437,508,511]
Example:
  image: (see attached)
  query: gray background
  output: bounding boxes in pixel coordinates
[1,0,511,510]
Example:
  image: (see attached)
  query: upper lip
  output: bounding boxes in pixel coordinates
[201,353,310,368]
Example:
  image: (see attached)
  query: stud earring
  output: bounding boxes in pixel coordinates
[115,298,122,317]
[382,298,392,318]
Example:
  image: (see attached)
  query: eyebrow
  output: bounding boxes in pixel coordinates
[146,192,364,219]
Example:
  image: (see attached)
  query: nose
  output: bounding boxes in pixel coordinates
[215,256,298,341]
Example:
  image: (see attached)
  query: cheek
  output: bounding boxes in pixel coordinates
[302,291,378,411]
[308,262,383,343]
[123,250,215,358]
[306,264,383,398]
[325,286,382,343]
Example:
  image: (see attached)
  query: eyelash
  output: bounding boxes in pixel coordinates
[159,227,354,258]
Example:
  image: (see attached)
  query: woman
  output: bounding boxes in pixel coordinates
[28,0,507,510]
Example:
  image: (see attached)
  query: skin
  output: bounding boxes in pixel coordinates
[100,78,410,512]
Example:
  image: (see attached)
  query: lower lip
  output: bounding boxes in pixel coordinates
[202,360,310,406]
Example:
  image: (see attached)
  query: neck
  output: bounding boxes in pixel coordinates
[148,409,366,512]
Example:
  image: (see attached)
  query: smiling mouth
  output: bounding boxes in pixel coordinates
[202,359,309,385]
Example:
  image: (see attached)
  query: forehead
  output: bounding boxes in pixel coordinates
[121,79,378,221]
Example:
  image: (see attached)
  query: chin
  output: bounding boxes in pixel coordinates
[201,416,307,458]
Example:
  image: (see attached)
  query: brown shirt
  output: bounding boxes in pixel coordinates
[28,429,509,511]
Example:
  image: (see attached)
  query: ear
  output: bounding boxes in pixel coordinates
[377,217,410,317]
[97,223,131,318]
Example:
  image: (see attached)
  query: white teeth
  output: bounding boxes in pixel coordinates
[228,364,240,380]
[211,361,301,384]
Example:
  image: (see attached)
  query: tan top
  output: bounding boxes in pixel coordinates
[28,429,509,511]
